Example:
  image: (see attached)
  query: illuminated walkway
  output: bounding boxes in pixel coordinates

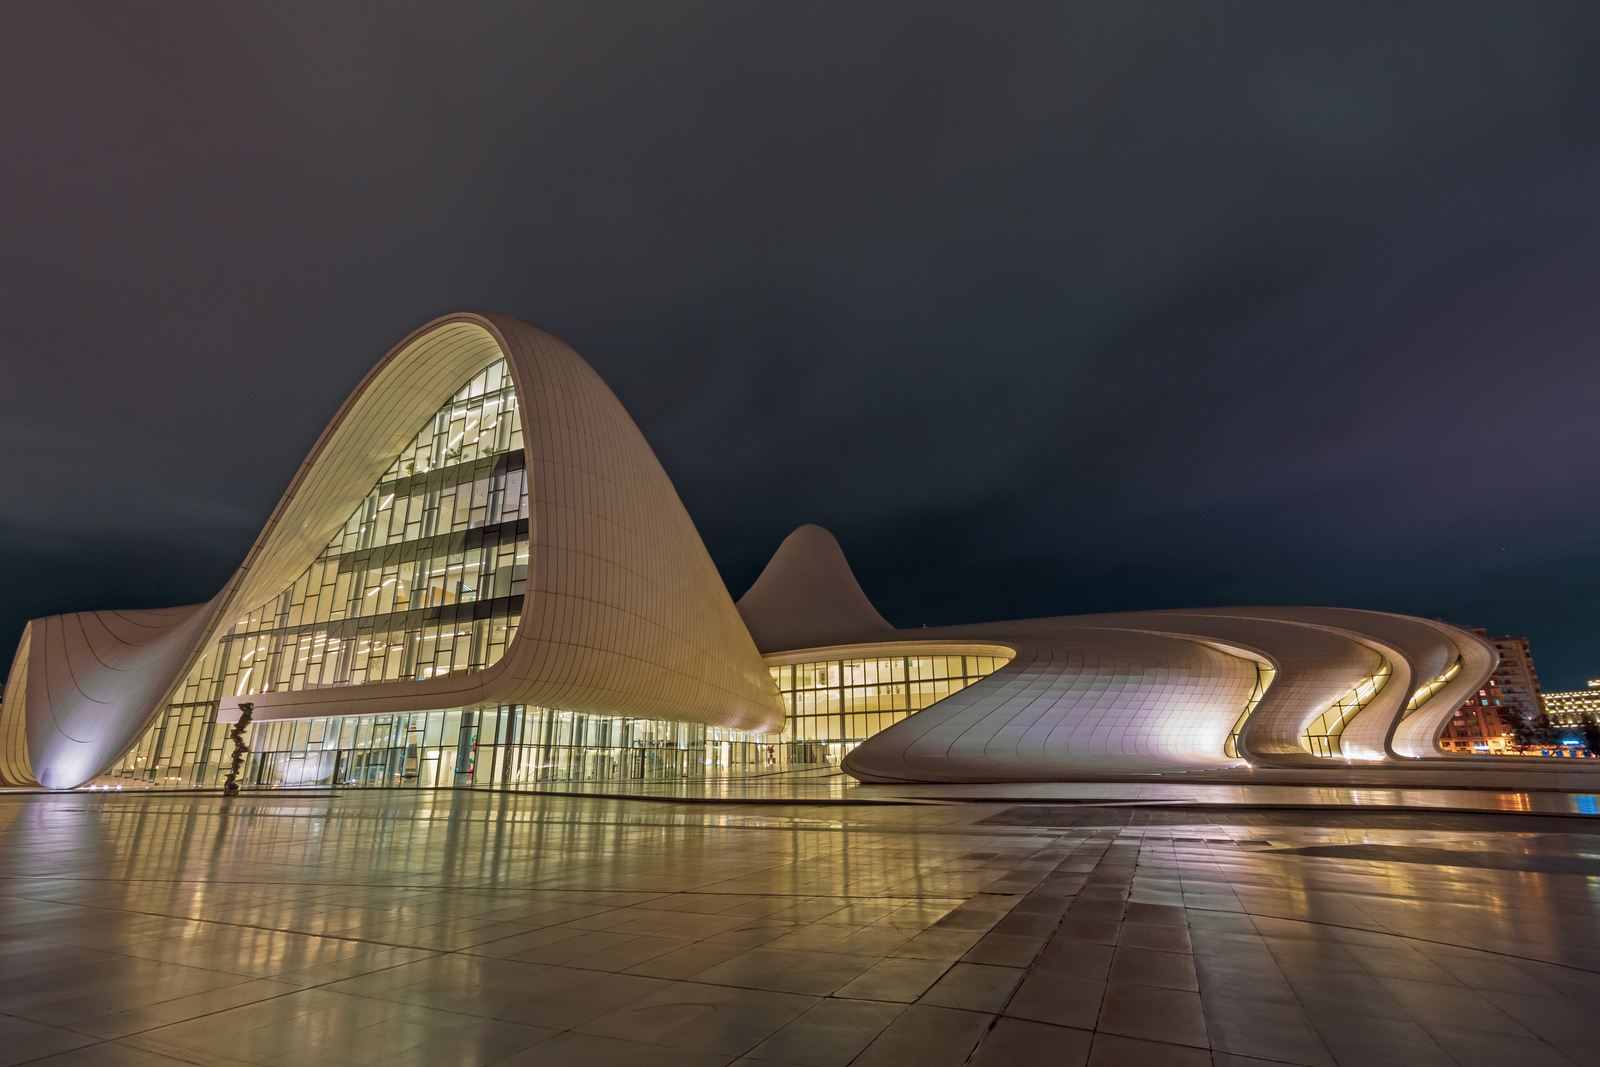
[2,786,1599,1066]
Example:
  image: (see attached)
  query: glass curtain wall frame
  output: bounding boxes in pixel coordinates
[1301,660,1393,758]
[767,652,1011,767]
[218,358,529,698]
[213,652,1016,790]
[1223,663,1277,760]
[99,705,785,791]
[102,359,530,789]
[94,652,1019,792]
[1401,657,1464,719]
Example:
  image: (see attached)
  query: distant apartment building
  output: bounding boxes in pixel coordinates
[1437,632,1594,756]
[1464,630,1546,721]
[1439,677,1517,754]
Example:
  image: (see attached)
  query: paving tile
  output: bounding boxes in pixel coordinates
[654,990,819,1056]
[1203,993,1334,1067]
[509,971,672,1029]
[1191,931,1277,964]
[1096,981,1207,1049]
[819,926,914,957]
[1556,1044,1600,1066]
[917,963,1025,1013]
[851,1004,993,1067]
[1088,1032,1213,1067]
[1493,992,1600,1049]
[625,939,755,979]
[1003,970,1104,1030]
[1122,903,1188,927]
[1035,938,1116,980]
[566,934,696,972]
[9,781,1600,1067]
[744,998,904,1067]
[1051,918,1121,946]
[574,981,746,1044]
[961,931,1049,968]
[690,948,881,996]
[387,1020,555,1067]
[63,979,302,1040]
[888,928,988,961]
[1194,954,1298,1006]
[0,1022,101,1067]
[1108,946,1198,991]
[1065,901,1125,924]
[832,958,950,1002]
[21,1042,200,1067]
[969,1017,1093,1067]
[1287,974,1411,1022]
[1415,953,1563,997]
[1373,975,1534,1036]
[1350,948,1459,984]
[1117,920,1193,953]
[992,909,1067,938]
[1310,1013,1456,1067]
[494,1031,731,1067]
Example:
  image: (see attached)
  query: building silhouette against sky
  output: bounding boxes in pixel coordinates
[3,314,1587,791]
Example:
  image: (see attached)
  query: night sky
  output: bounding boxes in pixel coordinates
[3,4,1599,689]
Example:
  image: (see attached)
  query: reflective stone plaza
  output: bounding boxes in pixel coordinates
[2,779,1599,1066]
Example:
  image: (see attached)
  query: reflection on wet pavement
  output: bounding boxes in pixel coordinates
[2,786,1599,1065]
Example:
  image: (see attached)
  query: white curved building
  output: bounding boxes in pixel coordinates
[0,314,1522,790]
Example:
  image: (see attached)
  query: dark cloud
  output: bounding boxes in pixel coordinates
[3,2,1599,687]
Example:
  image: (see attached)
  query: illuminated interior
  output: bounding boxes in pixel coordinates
[218,358,528,696]
[104,360,530,787]
[1403,657,1463,717]
[1223,663,1277,759]
[1301,660,1392,757]
[767,648,1012,762]
[99,625,1015,789]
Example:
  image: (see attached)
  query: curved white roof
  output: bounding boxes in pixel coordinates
[2,314,785,789]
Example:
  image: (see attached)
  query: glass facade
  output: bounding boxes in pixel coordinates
[1301,660,1393,758]
[219,359,528,697]
[215,708,779,790]
[1402,657,1463,718]
[102,360,530,790]
[767,652,1008,765]
[1295,656,1466,758]
[96,649,1016,791]
[88,366,1019,797]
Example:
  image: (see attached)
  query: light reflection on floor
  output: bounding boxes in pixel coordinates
[2,787,1599,1066]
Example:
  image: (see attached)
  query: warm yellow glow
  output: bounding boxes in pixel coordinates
[1224,663,1276,759]
[1302,659,1393,758]
[764,644,1015,746]
[1405,657,1462,715]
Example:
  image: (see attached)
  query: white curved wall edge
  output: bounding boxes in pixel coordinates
[836,607,1517,783]
[761,641,1019,667]
[1333,618,1458,759]
[840,622,1264,782]
[1,603,217,789]
[1389,621,1498,758]
[8,314,785,789]
[1114,612,1387,767]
